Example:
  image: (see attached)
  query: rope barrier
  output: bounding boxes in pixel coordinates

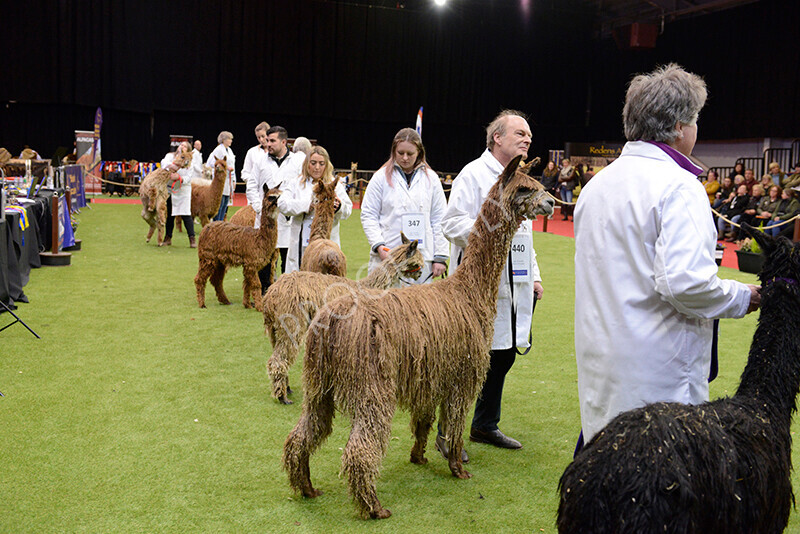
[710,207,799,229]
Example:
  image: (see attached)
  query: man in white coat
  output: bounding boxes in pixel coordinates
[442,110,544,456]
[574,64,761,448]
[161,141,195,247]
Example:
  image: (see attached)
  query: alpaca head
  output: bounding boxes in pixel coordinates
[173,148,193,168]
[387,233,425,279]
[312,176,340,206]
[491,155,554,222]
[262,184,282,217]
[741,223,800,284]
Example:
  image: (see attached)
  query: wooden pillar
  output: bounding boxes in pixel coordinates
[39,192,72,266]
[794,218,800,242]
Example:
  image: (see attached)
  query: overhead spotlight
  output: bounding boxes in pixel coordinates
[434,0,447,6]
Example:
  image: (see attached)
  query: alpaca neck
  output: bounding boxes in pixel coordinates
[359,258,403,289]
[211,167,226,197]
[308,201,335,243]
[259,206,279,248]
[735,282,800,425]
[450,196,524,308]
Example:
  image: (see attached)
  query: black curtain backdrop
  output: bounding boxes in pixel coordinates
[1,0,798,174]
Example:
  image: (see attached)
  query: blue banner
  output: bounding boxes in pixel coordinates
[59,196,75,250]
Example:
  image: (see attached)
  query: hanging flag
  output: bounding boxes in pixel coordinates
[416,106,423,137]
[90,107,103,173]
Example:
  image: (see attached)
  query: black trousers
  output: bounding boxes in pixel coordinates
[472,347,516,432]
[165,196,195,238]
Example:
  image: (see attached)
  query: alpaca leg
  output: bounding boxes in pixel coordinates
[283,389,336,498]
[409,408,436,465]
[194,259,214,308]
[241,266,259,309]
[267,320,303,404]
[342,406,395,519]
[146,225,155,242]
[439,399,471,479]
[210,263,231,305]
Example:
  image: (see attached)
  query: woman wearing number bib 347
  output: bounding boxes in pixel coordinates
[361,128,449,284]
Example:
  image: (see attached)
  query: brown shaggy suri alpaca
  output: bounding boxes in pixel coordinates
[191,156,228,227]
[194,184,281,311]
[557,224,800,534]
[264,235,425,405]
[229,205,256,227]
[299,176,347,276]
[283,155,554,519]
[139,149,193,245]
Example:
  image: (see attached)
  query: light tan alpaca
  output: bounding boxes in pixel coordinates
[229,205,256,227]
[139,149,193,245]
[194,184,281,310]
[264,235,424,405]
[191,157,228,226]
[283,155,553,519]
[299,176,347,276]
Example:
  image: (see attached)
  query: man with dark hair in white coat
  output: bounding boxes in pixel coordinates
[441,110,544,459]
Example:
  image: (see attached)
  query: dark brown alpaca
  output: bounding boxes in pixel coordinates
[194,184,280,311]
[139,149,192,245]
[300,176,347,277]
[229,205,256,227]
[557,225,800,533]
[283,156,554,519]
[191,157,228,227]
[264,235,424,404]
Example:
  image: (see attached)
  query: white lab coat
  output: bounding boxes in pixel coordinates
[442,149,541,350]
[278,174,352,274]
[256,151,304,241]
[574,141,752,442]
[190,149,203,180]
[242,144,273,228]
[361,164,449,280]
[206,144,236,196]
[161,152,192,216]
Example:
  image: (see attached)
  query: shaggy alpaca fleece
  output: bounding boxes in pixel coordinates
[194,185,280,311]
[300,176,347,276]
[264,235,424,404]
[557,224,800,534]
[283,155,554,519]
[229,205,256,227]
[139,149,192,245]
[191,157,228,227]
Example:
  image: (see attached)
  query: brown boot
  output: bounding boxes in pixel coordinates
[160,237,172,247]
[189,236,196,248]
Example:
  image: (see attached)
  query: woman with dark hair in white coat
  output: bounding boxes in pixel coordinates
[206,131,236,221]
[361,128,449,284]
[277,146,352,274]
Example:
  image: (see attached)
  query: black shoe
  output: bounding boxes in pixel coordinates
[469,428,522,449]
[435,433,469,463]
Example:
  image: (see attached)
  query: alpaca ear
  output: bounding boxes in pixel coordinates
[331,176,340,189]
[400,232,410,244]
[406,239,419,255]
[519,157,540,176]
[741,222,776,254]
[262,183,269,195]
[500,155,523,186]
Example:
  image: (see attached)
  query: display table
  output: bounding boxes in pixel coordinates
[1,204,42,308]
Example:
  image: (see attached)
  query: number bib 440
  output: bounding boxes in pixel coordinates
[510,234,532,282]
[401,213,425,245]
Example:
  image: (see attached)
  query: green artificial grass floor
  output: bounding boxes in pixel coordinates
[1,203,797,533]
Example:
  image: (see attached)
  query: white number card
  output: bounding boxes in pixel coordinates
[401,212,425,245]
[302,215,314,246]
[510,234,531,282]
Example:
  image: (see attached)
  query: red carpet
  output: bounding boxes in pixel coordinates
[90,197,741,269]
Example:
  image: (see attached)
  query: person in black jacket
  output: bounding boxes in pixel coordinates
[717,184,749,240]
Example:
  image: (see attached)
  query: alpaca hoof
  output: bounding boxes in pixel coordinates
[302,487,323,498]
[410,454,428,465]
[287,386,294,394]
[454,469,472,480]
[198,304,206,309]
[279,396,293,405]
[370,508,392,519]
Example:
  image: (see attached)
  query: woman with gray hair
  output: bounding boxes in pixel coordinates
[571,64,761,451]
[206,131,236,221]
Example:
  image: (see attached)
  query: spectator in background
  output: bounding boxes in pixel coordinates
[736,183,765,239]
[728,162,744,181]
[702,170,720,204]
[764,188,800,237]
[558,158,577,220]
[207,131,236,221]
[760,173,773,191]
[768,161,785,188]
[717,184,749,241]
[754,184,781,226]
[540,160,560,198]
[783,163,800,190]
[361,127,448,283]
[742,168,757,194]
[712,175,734,211]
